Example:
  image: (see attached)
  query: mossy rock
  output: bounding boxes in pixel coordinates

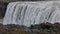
[0,28,27,34]
[39,32,48,34]
[15,28,26,34]
[7,28,27,34]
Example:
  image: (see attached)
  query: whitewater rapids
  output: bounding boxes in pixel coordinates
[3,1,60,27]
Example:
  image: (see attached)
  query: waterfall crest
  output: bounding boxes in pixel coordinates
[3,1,60,27]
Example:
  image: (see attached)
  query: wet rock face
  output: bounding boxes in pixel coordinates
[30,22,60,34]
[0,22,60,34]
[0,2,8,19]
[0,2,4,18]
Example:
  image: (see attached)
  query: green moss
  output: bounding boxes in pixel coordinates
[0,28,27,34]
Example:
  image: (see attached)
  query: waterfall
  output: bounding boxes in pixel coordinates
[3,1,60,27]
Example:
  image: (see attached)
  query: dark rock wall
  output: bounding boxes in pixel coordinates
[0,1,8,19]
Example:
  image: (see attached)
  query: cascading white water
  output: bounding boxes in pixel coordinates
[3,1,60,27]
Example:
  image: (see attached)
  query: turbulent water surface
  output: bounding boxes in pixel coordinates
[3,1,60,27]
